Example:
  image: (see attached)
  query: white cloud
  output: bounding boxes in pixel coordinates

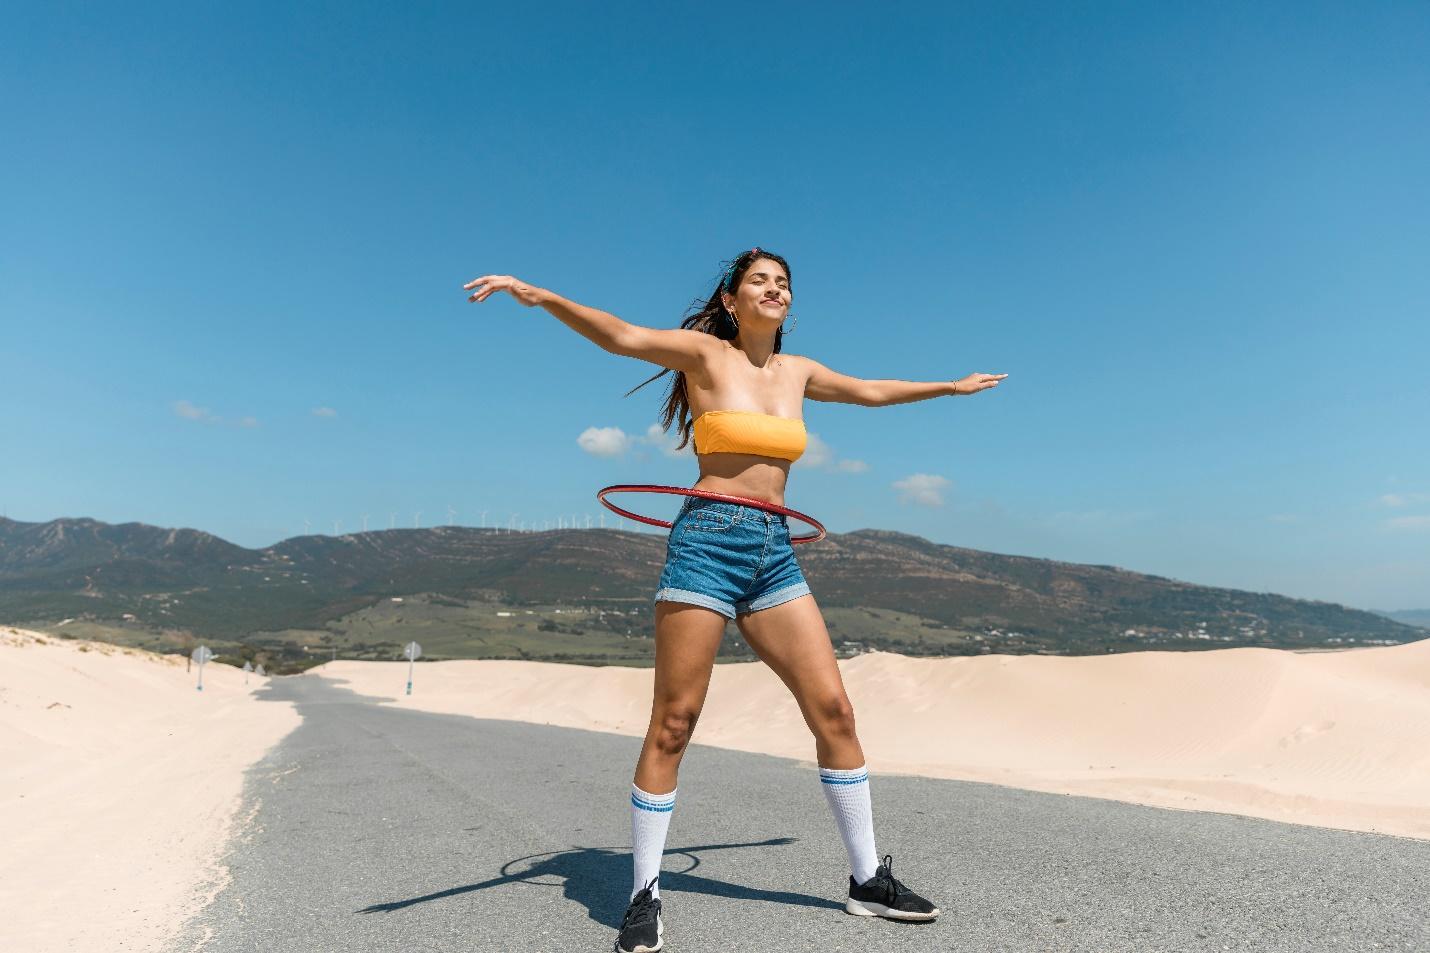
[173,399,219,424]
[577,426,633,457]
[640,423,695,458]
[795,432,833,468]
[1378,492,1430,508]
[574,422,699,459]
[793,432,866,474]
[174,399,263,428]
[1384,515,1430,532]
[312,407,338,418]
[893,473,952,507]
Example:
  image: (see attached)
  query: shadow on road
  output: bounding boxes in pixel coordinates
[358,836,842,927]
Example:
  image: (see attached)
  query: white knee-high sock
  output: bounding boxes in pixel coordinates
[630,783,676,900]
[820,765,879,884]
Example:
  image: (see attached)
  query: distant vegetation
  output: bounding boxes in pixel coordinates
[1,516,1422,670]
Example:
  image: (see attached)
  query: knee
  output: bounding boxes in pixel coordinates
[652,704,701,756]
[809,692,857,739]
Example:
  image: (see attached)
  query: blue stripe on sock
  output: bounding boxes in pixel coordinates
[820,773,869,785]
[631,794,675,812]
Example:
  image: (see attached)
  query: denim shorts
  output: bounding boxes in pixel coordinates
[654,496,812,620]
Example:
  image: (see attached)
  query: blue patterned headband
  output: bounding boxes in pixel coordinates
[721,246,764,293]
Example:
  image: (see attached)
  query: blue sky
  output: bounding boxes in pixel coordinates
[3,2,1427,612]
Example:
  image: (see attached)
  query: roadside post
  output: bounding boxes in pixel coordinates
[192,645,214,691]
[404,641,421,696]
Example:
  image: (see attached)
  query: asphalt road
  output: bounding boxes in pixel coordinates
[166,672,1430,953]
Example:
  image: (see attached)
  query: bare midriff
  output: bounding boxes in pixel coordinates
[691,453,793,508]
[686,341,807,510]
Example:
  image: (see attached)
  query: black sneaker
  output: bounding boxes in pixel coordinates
[615,876,664,952]
[845,854,941,922]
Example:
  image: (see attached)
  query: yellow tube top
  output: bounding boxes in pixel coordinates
[692,410,806,462]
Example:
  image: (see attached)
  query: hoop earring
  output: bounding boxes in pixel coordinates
[781,312,796,334]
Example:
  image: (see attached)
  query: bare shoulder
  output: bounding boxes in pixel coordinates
[786,353,816,379]
[795,354,879,406]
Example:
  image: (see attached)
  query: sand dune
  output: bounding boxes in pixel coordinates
[3,624,1424,953]
[0,628,300,953]
[321,639,1430,840]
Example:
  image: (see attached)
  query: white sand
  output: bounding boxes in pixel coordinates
[0,627,301,953]
[3,625,1424,953]
[320,639,1430,840]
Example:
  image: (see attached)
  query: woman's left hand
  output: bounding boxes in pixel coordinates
[953,373,1008,395]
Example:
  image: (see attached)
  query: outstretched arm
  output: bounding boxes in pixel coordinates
[463,273,713,374]
[464,275,627,352]
[802,356,1008,407]
[872,373,1007,406]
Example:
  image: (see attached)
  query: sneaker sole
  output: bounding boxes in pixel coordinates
[615,913,663,952]
[845,896,940,921]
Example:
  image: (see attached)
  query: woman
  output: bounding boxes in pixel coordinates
[464,249,1006,953]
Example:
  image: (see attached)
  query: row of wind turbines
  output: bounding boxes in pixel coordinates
[297,506,638,538]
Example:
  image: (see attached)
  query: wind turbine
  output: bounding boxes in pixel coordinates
[413,511,422,529]
[447,504,457,526]
[389,512,397,529]
[333,519,342,536]
[303,518,312,535]
[508,513,517,533]
[361,514,369,532]
[480,510,488,529]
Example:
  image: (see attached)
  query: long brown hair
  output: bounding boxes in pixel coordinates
[623,248,793,453]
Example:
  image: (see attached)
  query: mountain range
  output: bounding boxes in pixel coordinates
[1,515,1421,670]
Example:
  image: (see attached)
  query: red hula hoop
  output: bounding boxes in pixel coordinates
[596,484,827,545]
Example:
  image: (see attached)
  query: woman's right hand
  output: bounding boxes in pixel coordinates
[463,274,546,307]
